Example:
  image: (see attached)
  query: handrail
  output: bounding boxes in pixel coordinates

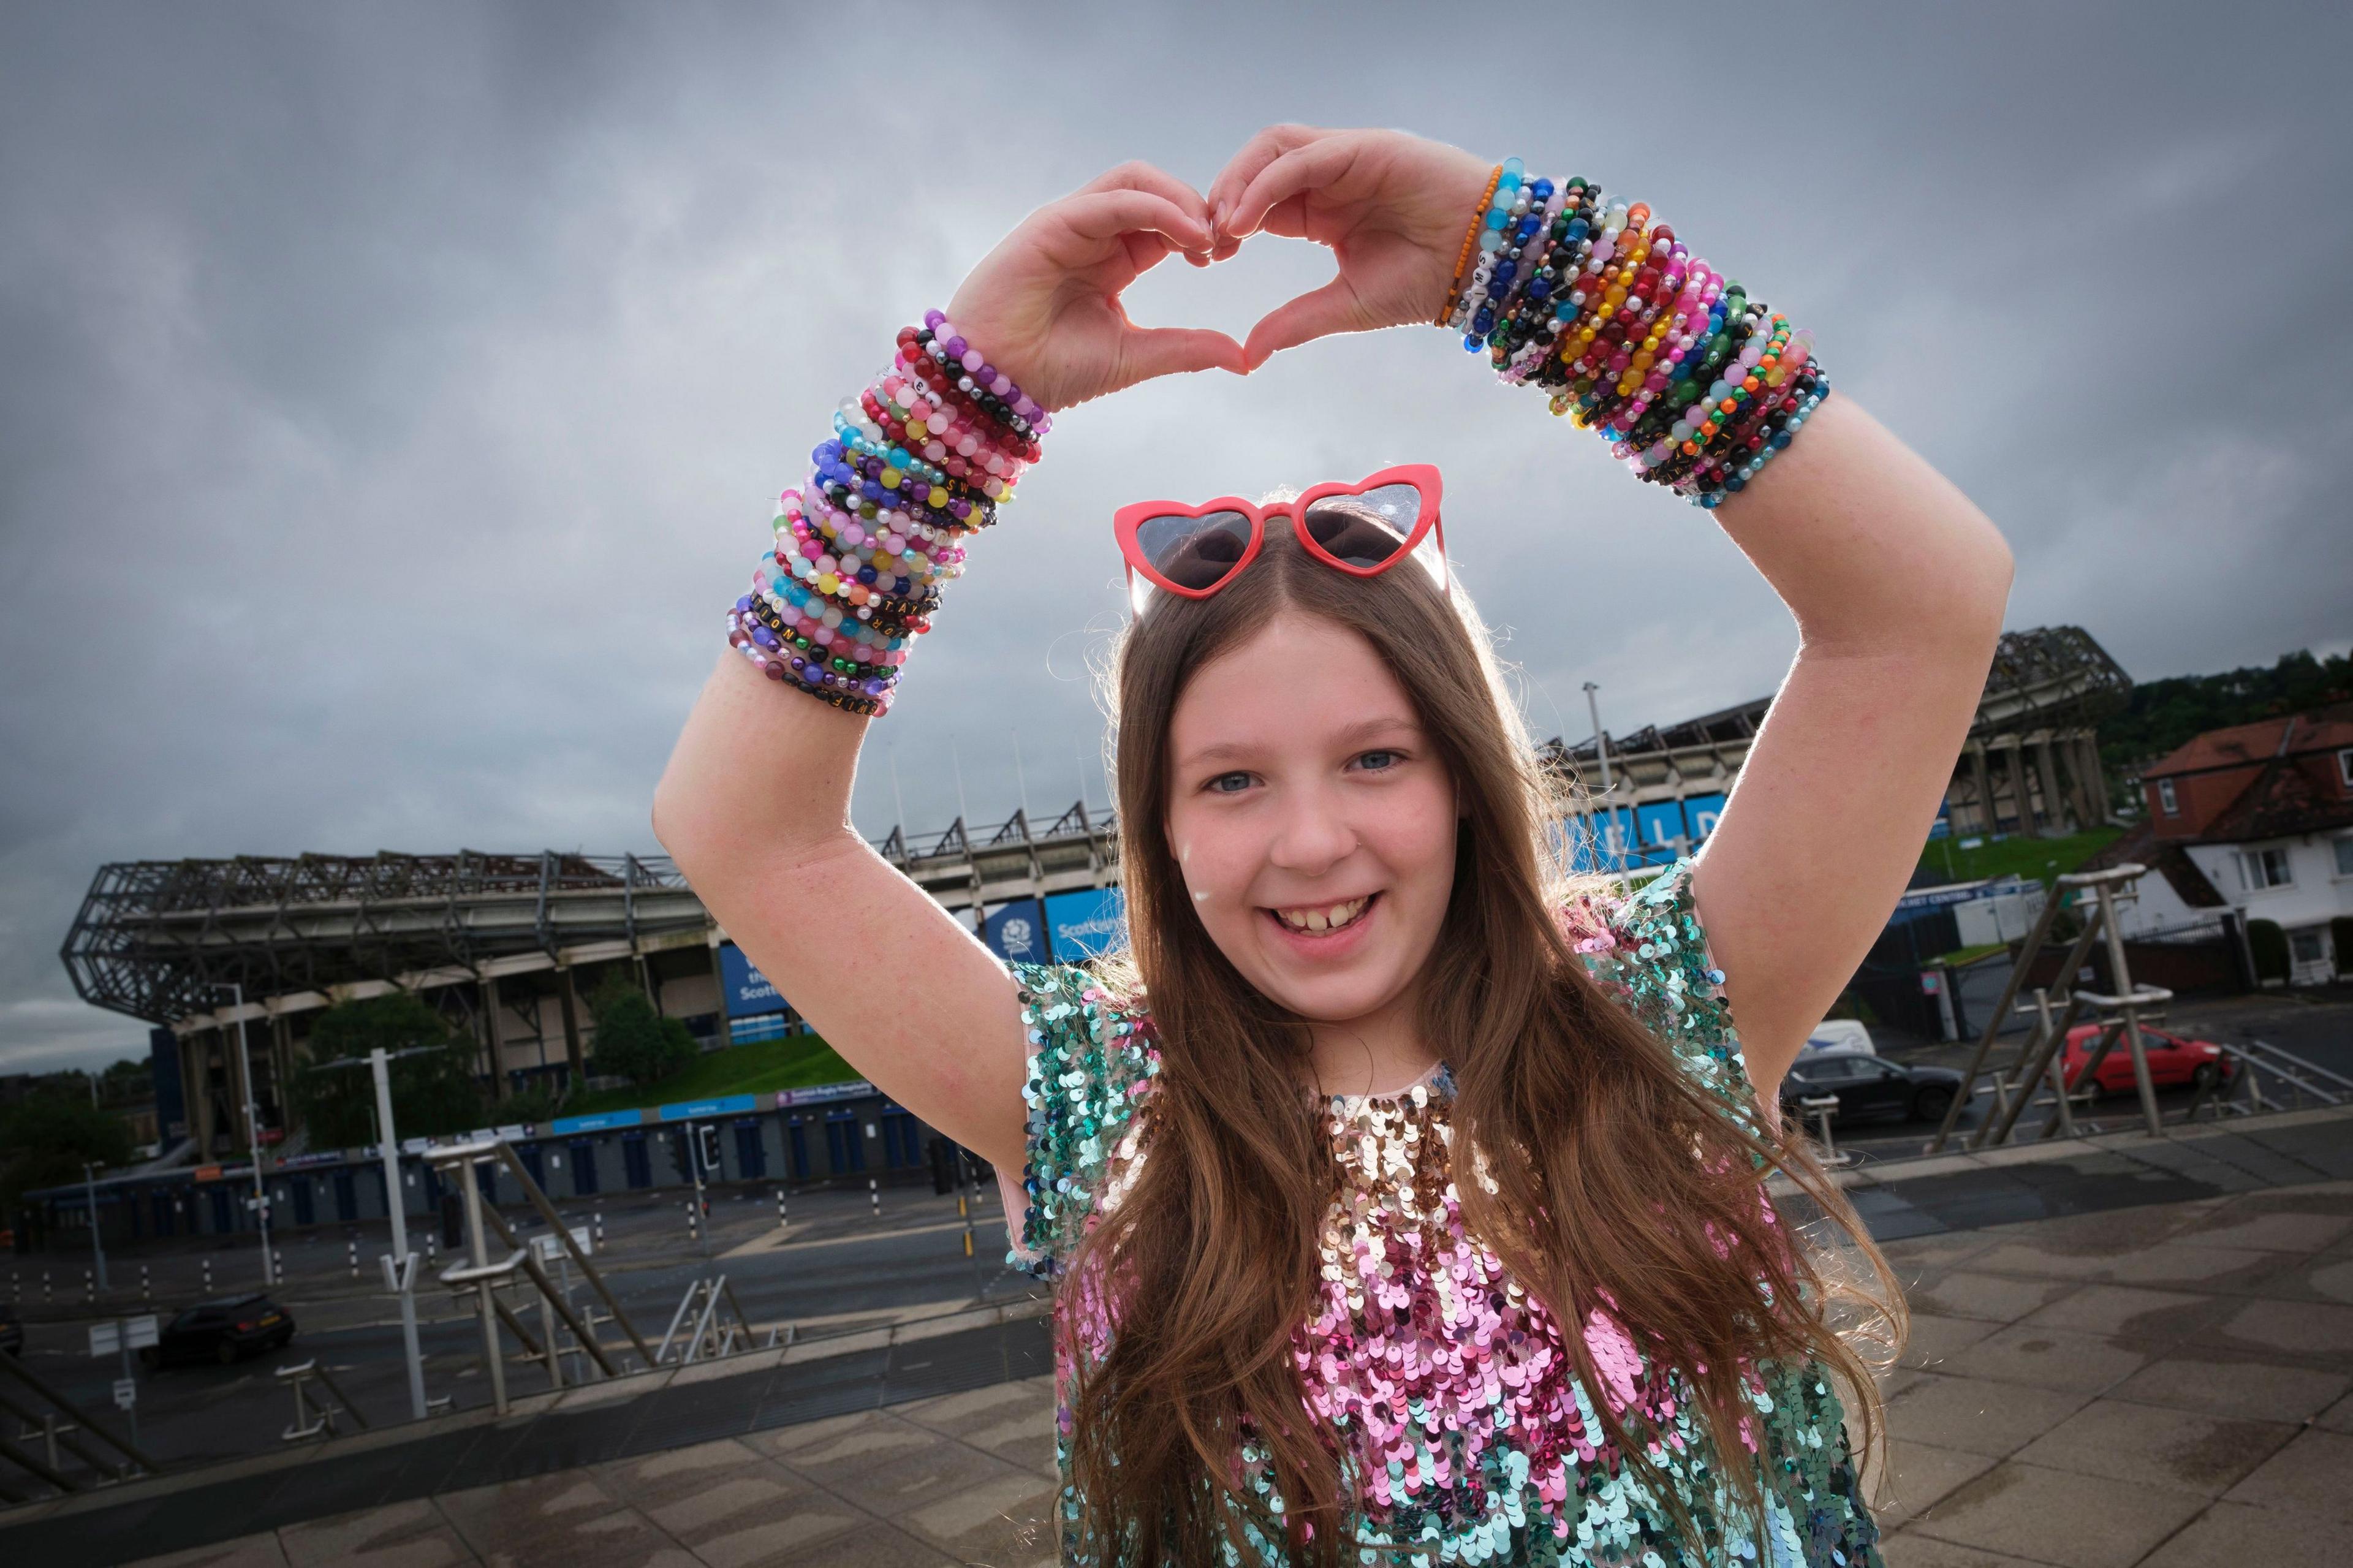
[0,1340,156,1473]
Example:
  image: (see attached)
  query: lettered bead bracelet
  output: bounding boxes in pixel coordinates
[727,312,1049,715]
[1446,163,1830,509]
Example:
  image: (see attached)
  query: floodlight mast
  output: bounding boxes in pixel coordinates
[315,1043,441,1421]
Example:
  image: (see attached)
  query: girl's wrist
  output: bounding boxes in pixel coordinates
[725,311,1051,716]
[1439,161,1830,509]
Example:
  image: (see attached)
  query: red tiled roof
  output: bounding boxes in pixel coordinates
[2084,820,2228,908]
[2143,703,2353,779]
[2197,754,2353,844]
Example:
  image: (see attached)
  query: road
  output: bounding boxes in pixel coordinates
[1832,985,2353,1164]
[8,1181,1035,1477]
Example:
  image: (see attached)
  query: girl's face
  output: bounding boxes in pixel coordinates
[1162,612,1458,1026]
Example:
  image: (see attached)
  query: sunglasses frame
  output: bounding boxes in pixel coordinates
[1112,463,1447,607]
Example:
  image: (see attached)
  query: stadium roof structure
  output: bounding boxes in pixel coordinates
[63,799,1127,1031]
[61,851,708,1031]
[1541,625,2132,790]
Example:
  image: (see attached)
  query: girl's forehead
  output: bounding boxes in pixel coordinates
[1169,617,1420,760]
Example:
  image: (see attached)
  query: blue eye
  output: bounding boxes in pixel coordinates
[1206,771,1252,795]
[1356,749,1402,771]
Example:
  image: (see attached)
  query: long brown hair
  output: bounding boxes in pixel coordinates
[1068,511,1903,1564]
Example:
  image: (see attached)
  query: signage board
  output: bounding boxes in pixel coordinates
[775,1081,874,1108]
[125,1314,159,1350]
[113,1379,137,1411]
[718,941,787,1019]
[656,1094,759,1122]
[980,899,1048,963]
[550,1108,645,1136]
[89,1322,120,1357]
[1044,887,1127,960]
[192,1164,224,1183]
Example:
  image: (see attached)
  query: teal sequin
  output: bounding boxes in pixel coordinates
[1010,861,1885,1566]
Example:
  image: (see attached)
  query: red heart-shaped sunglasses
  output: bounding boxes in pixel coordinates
[1112,464,1448,615]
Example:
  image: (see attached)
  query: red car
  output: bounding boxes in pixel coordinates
[2061,1024,2234,1096]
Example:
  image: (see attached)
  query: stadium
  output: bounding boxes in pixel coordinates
[25,627,2129,1249]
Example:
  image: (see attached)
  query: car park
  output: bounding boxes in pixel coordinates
[140,1294,295,1368]
[2061,1024,2234,1096]
[1779,1049,1962,1125]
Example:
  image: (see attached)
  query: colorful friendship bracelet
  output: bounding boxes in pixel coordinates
[728,310,1050,714]
[1442,163,1829,508]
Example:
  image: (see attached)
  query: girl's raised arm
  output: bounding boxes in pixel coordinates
[1203,127,2013,1103]
[651,165,1240,1175]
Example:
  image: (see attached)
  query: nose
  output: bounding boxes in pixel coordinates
[1264,780,1358,880]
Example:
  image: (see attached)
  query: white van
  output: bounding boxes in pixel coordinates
[1802,1018,1877,1057]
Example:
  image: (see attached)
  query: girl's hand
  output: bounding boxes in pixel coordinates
[1202,126,1495,371]
[942,162,1245,414]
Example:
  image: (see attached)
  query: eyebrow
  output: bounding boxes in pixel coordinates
[1176,714,1424,770]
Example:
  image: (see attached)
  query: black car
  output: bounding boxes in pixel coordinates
[1780,1050,1963,1126]
[142,1294,295,1368]
[0,1303,21,1357]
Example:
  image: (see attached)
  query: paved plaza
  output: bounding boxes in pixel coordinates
[51,1164,2349,1568]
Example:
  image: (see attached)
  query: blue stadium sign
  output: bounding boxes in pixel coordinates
[718,941,786,1018]
[550,1108,646,1135]
[656,1094,759,1122]
[1045,886,1126,959]
[982,898,1048,963]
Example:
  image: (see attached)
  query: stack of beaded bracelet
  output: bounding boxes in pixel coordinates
[1442,164,1828,509]
[726,309,1051,714]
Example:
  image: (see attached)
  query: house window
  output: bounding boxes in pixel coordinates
[2290,930,2324,965]
[2336,837,2353,877]
[2339,748,2353,789]
[2242,847,2294,890]
[2156,778,2179,816]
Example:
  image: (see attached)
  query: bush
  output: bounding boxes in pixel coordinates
[291,993,486,1148]
[2333,917,2353,978]
[0,1094,136,1213]
[2248,918,2290,984]
[588,978,696,1086]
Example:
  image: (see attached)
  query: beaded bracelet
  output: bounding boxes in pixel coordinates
[729,312,1047,714]
[1441,164,1828,508]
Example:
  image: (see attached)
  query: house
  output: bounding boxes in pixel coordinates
[2139,705,2353,983]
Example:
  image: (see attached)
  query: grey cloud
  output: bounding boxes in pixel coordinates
[3,1,2347,1070]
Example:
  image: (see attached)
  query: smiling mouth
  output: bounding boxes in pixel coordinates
[1264,892,1379,937]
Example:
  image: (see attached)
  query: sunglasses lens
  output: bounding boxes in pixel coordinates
[1300,484,1422,569]
[1136,509,1254,591]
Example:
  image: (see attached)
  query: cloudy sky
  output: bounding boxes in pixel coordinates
[4,2,2348,1075]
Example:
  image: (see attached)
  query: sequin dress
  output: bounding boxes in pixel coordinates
[1008,862,1885,1567]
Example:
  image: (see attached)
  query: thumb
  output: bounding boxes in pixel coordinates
[1241,276,1367,371]
[1113,325,1247,390]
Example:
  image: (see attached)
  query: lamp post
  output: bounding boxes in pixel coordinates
[313,1045,438,1420]
[83,1161,109,1293]
[216,983,273,1287]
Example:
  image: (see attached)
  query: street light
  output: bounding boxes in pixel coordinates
[310,1045,440,1421]
[214,982,273,1288]
[83,1161,110,1293]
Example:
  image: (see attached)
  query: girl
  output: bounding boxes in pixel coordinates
[656,125,2014,1566]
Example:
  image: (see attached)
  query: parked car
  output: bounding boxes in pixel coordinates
[0,1303,22,1358]
[2061,1025,2235,1096]
[1780,1049,1963,1125]
[141,1294,295,1368]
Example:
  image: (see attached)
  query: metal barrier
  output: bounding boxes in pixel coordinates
[656,1275,777,1365]
[424,1137,653,1415]
[1928,863,2193,1152]
[0,1338,156,1496]
[275,1358,371,1442]
[2183,1037,2352,1121]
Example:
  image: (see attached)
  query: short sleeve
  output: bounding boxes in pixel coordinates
[1563,858,1764,1133]
[1006,960,1160,1281]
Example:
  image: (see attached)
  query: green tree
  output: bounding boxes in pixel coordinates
[587,977,696,1086]
[1,1094,135,1213]
[289,993,486,1149]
